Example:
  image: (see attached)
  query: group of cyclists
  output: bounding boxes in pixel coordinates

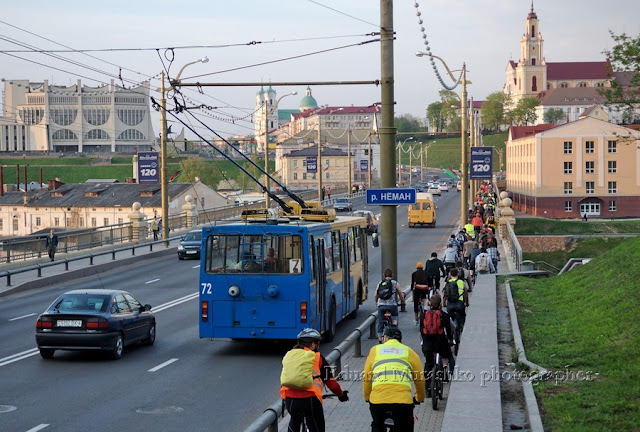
[280,181,502,431]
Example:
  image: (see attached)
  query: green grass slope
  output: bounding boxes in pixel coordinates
[510,235,640,431]
[515,217,640,235]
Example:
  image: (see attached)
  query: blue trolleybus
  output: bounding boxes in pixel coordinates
[198,216,369,341]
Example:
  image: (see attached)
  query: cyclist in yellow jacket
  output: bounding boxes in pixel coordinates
[363,327,425,431]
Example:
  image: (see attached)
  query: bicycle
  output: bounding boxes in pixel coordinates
[430,352,445,410]
[380,309,393,336]
[449,308,464,356]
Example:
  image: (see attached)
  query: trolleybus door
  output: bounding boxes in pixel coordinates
[341,235,351,316]
[315,238,326,334]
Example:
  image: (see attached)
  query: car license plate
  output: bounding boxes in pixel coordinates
[57,320,82,327]
[187,250,197,254]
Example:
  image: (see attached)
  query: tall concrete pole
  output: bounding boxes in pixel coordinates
[317,120,322,203]
[347,123,352,194]
[380,0,397,278]
[263,100,270,208]
[460,65,468,225]
[160,71,169,241]
[368,133,372,188]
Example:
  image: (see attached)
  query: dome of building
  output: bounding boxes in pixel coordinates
[298,86,318,111]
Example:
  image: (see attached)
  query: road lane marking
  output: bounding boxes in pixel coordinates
[9,313,37,321]
[145,278,161,284]
[0,348,39,367]
[192,264,200,269]
[148,358,179,372]
[152,292,198,313]
[25,425,49,432]
[2,293,198,368]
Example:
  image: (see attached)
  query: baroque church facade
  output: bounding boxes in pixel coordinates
[503,3,639,125]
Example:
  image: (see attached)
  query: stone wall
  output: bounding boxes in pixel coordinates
[517,235,572,252]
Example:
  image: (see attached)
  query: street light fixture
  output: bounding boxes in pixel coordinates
[263,91,297,208]
[397,137,413,185]
[159,56,209,241]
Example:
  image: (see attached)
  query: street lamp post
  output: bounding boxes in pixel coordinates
[159,56,208,241]
[347,123,352,195]
[317,108,342,203]
[415,52,471,224]
[263,91,297,208]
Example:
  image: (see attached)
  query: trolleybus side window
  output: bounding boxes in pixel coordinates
[332,230,342,271]
[206,234,241,273]
[324,232,333,272]
[309,236,316,281]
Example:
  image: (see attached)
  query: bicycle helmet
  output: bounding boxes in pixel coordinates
[416,262,424,269]
[383,326,403,342]
[297,328,322,342]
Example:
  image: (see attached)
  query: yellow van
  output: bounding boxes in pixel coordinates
[408,193,436,227]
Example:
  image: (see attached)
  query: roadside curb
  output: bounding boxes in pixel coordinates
[504,280,547,432]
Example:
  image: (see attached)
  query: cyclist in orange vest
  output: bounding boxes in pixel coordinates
[280,329,348,432]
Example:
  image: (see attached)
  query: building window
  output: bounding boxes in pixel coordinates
[586,181,595,194]
[36,217,41,226]
[608,181,617,194]
[54,217,59,226]
[563,162,573,174]
[564,182,573,194]
[103,218,109,226]
[560,83,569,88]
[608,161,617,173]
[302,173,307,180]
[578,82,587,88]
[585,161,594,174]
[532,76,537,92]
[0,218,3,230]
[585,141,594,153]
[79,217,85,227]
[325,173,330,179]
[564,142,572,154]
[293,173,298,180]
[117,218,124,224]
[608,140,617,153]
[609,200,616,211]
[91,217,97,227]
[564,201,572,212]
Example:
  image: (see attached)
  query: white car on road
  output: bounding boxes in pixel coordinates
[438,182,449,192]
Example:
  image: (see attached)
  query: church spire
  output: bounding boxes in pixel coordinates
[527,1,537,20]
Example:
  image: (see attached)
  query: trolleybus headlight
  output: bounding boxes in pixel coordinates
[267,285,279,297]
[228,285,240,297]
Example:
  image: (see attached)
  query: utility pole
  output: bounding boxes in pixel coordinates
[368,133,373,188]
[160,71,169,241]
[379,0,397,278]
[420,144,424,183]
[317,119,322,203]
[347,123,352,195]
[460,64,469,224]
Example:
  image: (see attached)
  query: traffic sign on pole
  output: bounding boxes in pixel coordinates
[366,188,416,205]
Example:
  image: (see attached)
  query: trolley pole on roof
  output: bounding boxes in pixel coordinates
[379,0,398,279]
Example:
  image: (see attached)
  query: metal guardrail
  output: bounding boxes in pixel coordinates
[243,286,409,432]
[501,217,523,272]
[0,236,182,288]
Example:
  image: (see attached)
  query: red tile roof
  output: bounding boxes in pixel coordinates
[509,124,558,140]
[546,61,611,80]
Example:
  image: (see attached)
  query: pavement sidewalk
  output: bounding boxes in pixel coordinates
[278,243,511,432]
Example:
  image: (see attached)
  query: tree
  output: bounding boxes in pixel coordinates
[543,108,566,124]
[179,158,219,187]
[481,92,512,132]
[395,114,423,133]
[426,101,445,132]
[510,97,539,126]
[600,32,640,109]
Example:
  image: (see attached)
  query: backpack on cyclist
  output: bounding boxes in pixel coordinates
[280,349,318,389]
[422,309,444,336]
[477,254,490,273]
[444,280,461,303]
[377,279,394,300]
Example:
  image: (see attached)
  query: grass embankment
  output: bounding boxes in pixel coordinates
[510,234,640,431]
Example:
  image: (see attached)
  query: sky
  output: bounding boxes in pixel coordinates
[2,0,640,140]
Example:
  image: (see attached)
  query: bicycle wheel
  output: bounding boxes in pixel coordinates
[453,326,460,356]
[431,365,440,410]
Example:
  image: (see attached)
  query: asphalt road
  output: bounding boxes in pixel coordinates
[0,185,461,432]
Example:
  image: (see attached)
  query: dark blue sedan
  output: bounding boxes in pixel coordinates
[35,289,155,360]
